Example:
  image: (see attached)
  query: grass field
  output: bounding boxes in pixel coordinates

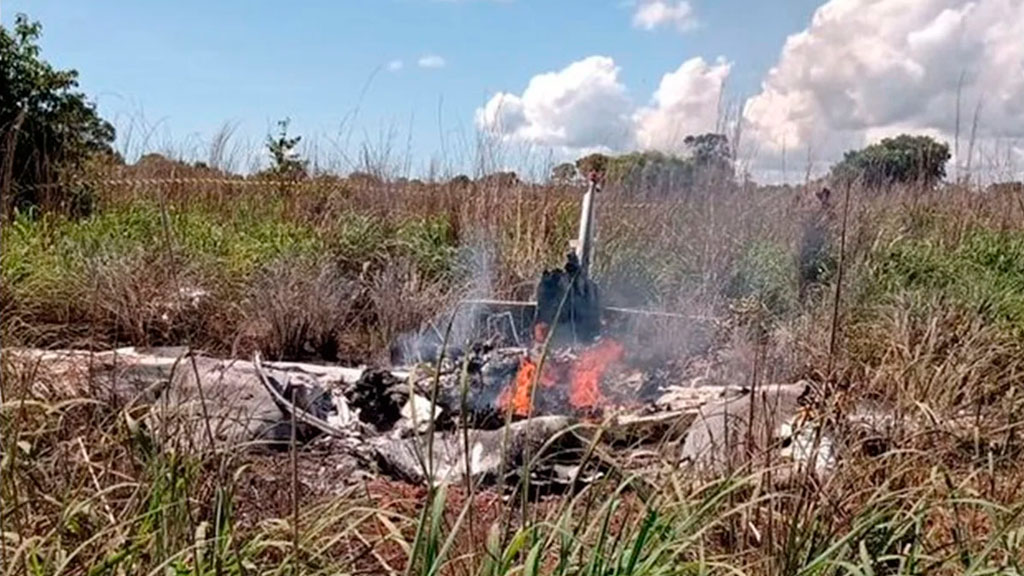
[2,175,1024,574]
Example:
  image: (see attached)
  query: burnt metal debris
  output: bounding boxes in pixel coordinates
[0,178,863,491]
[535,252,602,345]
[8,346,925,491]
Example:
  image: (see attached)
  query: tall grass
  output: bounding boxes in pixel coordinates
[2,176,1023,574]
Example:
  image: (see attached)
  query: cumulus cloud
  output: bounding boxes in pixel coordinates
[742,0,1024,176]
[634,57,732,151]
[387,59,404,72]
[475,0,1024,180]
[418,54,447,68]
[475,54,733,156]
[476,56,635,151]
[632,0,699,32]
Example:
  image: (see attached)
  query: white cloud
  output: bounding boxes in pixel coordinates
[475,54,732,156]
[417,54,447,69]
[387,59,404,72]
[634,57,732,151]
[632,1,699,32]
[474,0,1024,181]
[742,0,1024,178]
[476,56,635,151]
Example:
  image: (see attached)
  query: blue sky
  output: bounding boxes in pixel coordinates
[4,0,1023,180]
[3,1,820,171]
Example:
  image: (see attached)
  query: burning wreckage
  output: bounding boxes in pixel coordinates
[5,177,857,490]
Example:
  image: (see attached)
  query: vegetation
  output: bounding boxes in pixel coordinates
[3,12,1024,576]
[550,162,579,184]
[0,15,117,216]
[4,171,1024,574]
[574,134,735,196]
[831,135,951,188]
[261,118,308,181]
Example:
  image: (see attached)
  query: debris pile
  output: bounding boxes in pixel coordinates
[1,245,848,491]
[5,344,836,490]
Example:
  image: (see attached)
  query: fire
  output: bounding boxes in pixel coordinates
[568,339,624,411]
[498,338,625,417]
[498,356,539,417]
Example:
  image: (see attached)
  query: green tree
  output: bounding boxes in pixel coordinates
[477,171,519,189]
[579,151,694,196]
[264,118,307,180]
[1,14,117,216]
[572,134,735,197]
[550,162,579,184]
[575,153,609,178]
[831,134,951,188]
[608,151,692,194]
[448,174,472,189]
[683,133,734,185]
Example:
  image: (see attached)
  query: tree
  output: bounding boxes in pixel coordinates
[607,151,692,194]
[448,174,472,189]
[831,135,950,188]
[347,171,381,186]
[683,133,734,185]
[571,134,735,197]
[1,14,117,216]
[264,118,307,180]
[575,153,609,178]
[477,171,519,189]
[576,151,693,196]
[550,162,579,184]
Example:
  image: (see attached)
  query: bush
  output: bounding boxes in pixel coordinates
[394,215,458,280]
[831,134,950,189]
[242,257,360,361]
[329,212,388,266]
[1,14,117,216]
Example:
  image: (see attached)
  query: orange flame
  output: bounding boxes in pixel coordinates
[569,339,624,411]
[498,356,538,417]
[498,338,625,417]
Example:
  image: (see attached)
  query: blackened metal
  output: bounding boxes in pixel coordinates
[535,252,602,344]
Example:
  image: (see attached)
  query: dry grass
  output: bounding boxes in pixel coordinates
[2,175,1024,574]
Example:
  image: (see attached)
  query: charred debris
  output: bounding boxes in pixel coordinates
[3,175,860,491]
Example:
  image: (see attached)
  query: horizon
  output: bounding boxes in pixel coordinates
[3,0,1023,183]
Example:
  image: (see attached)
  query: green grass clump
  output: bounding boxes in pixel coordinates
[869,226,1024,333]
[724,240,797,318]
[1,203,325,297]
[328,212,389,266]
[394,215,459,280]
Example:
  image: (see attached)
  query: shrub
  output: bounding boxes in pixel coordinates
[263,118,307,180]
[831,134,951,188]
[329,212,388,266]
[242,257,360,361]
[1,14,117,216]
